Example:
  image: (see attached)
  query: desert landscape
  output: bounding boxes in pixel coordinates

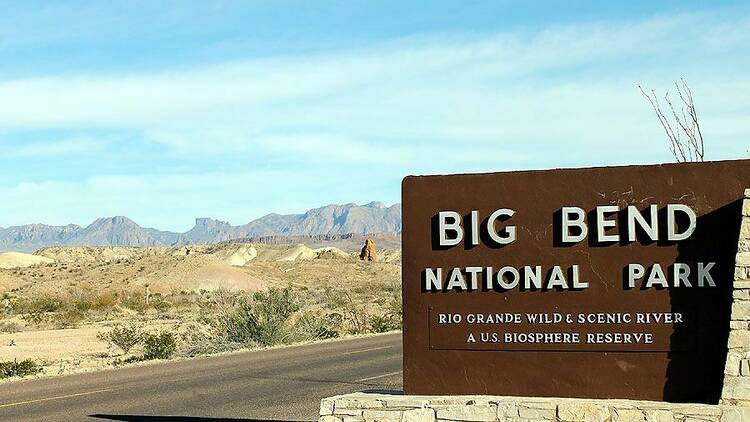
[0,203,403,382]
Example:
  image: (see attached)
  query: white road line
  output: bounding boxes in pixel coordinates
[0,388,114,409]
[355,370,403,383]
[341,346,393,356]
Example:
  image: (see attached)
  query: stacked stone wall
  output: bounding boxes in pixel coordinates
[722,189,750,406]
[320,394,748,422]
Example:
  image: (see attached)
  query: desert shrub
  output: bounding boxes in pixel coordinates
[0,321,23,333]
[369,314,401,333]
[178,322,231,357]
[52,309,85,329]
[0,359,41,379]
[92,292,118,310]
[119,291,146,312]
[219,296,259,345]
[169,293,200,311]
[152,299,171,313]
[15,295,65,314]
[142,331,177,360]
[68,288,93,313]
[97,325,142,354]
[71,291,116,313]
[322,288,370,334]
[250,288,299,345]
[209,288,240,308]
[73,298,93,313]
[20,310,49,326]
[209,287,300,347]
[372,281,402,332]
[381,282,402,320]
[352,286,366,294]
[110,355,144,366]
[292,311,342,340]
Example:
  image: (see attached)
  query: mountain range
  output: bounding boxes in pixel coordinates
[0,202,402,252]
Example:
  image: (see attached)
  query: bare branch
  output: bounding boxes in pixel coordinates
[638,80,705,162]
[638,85,686,162]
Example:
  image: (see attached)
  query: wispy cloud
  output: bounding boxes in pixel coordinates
[6,137,101,157]
[0,12,747,155]
[0,169,400,230]
[0,7,748,229]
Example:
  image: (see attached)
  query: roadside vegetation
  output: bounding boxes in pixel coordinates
[0,359,41,379]
[0,243,402,379]
[0,281,402,376]
[183,283,402,356]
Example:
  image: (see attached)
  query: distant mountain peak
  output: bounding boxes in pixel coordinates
[194,217,231,228]
[90,216,138,226]
[0,201,402,252]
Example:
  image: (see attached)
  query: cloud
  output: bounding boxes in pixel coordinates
[0,169,400,231]
[0,9,749,229]
[5,137,101,157]
[0,12,746,166]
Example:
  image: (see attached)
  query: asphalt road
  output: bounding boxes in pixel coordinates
[0,332,402,422]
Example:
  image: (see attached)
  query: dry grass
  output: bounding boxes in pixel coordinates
[0,243,401,379]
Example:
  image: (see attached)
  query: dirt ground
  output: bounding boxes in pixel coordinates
[0,320,179,379]
[0,243,401,380]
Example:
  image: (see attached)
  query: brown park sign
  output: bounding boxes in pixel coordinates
[402,160,750,404]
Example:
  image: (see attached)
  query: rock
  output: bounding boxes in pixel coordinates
[732,303,750,321]
[737,252,750,266]
[435,404,498,421]
[518,402,557,420]
[360,239,377,261]
[731,321,749,330]
[316,247,350,260]
[728,330,750,349]
[725,352,743,376]
[735,267,750,282]
[557,403,609,422]
[225,246,257,266]
[362,409,403,422]
[384,397,430,408]
[614,409,646,422]
[0,252,54,269]
[320,398,335,415]
[336,408,365,416]
[495,402,519,419]
[402,408,435,422]
[722,407,750,422]
[334,396,385,410]
[723,376,750,401]
[646,410,673,422]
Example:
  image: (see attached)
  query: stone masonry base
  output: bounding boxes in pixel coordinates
[320,393,750,422]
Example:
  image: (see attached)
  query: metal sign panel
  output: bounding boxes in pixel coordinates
[402,160,750,403]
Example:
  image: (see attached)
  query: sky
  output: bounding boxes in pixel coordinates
[0,1,749,231]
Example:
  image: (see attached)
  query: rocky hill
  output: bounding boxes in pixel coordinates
[0,202,402,252]
[69,217,160,247]
[0,223,81,252]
